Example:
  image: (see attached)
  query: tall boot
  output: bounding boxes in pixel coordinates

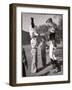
[51,59,54,64]
[54,60,61,72]
[50,59,56,69]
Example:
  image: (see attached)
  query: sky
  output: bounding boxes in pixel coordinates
[21,13,62,32]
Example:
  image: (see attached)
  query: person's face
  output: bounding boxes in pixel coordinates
[46,22,55,33]
[46,22,52,27]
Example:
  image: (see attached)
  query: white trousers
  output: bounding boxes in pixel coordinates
[49,40,57,60]
[30,38,37,73]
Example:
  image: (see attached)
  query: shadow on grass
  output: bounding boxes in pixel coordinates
[36,62,51,73]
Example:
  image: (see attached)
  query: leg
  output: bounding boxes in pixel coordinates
[31,48,37,73]
[41,49,46,67]
[49,40,57,69]
[52,45,61,72]
[54,60,61,72]
[30,38,37,73]
[35,48,38,70]
[49,40,54,63]
[22,63,26,77]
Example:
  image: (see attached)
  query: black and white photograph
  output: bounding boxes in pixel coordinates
[22,13,63,77]
[9,4,70,86]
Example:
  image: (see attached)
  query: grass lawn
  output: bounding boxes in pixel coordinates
[22,43,63,77]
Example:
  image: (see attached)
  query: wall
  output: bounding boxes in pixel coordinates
[0,0,72,90]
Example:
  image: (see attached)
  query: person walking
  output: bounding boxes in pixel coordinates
[46,18,61,72]
[29,17,38,73]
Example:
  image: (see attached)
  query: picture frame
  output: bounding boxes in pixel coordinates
[9,3,70,86]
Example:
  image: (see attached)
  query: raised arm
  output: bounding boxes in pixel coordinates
[31,17,35,28]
